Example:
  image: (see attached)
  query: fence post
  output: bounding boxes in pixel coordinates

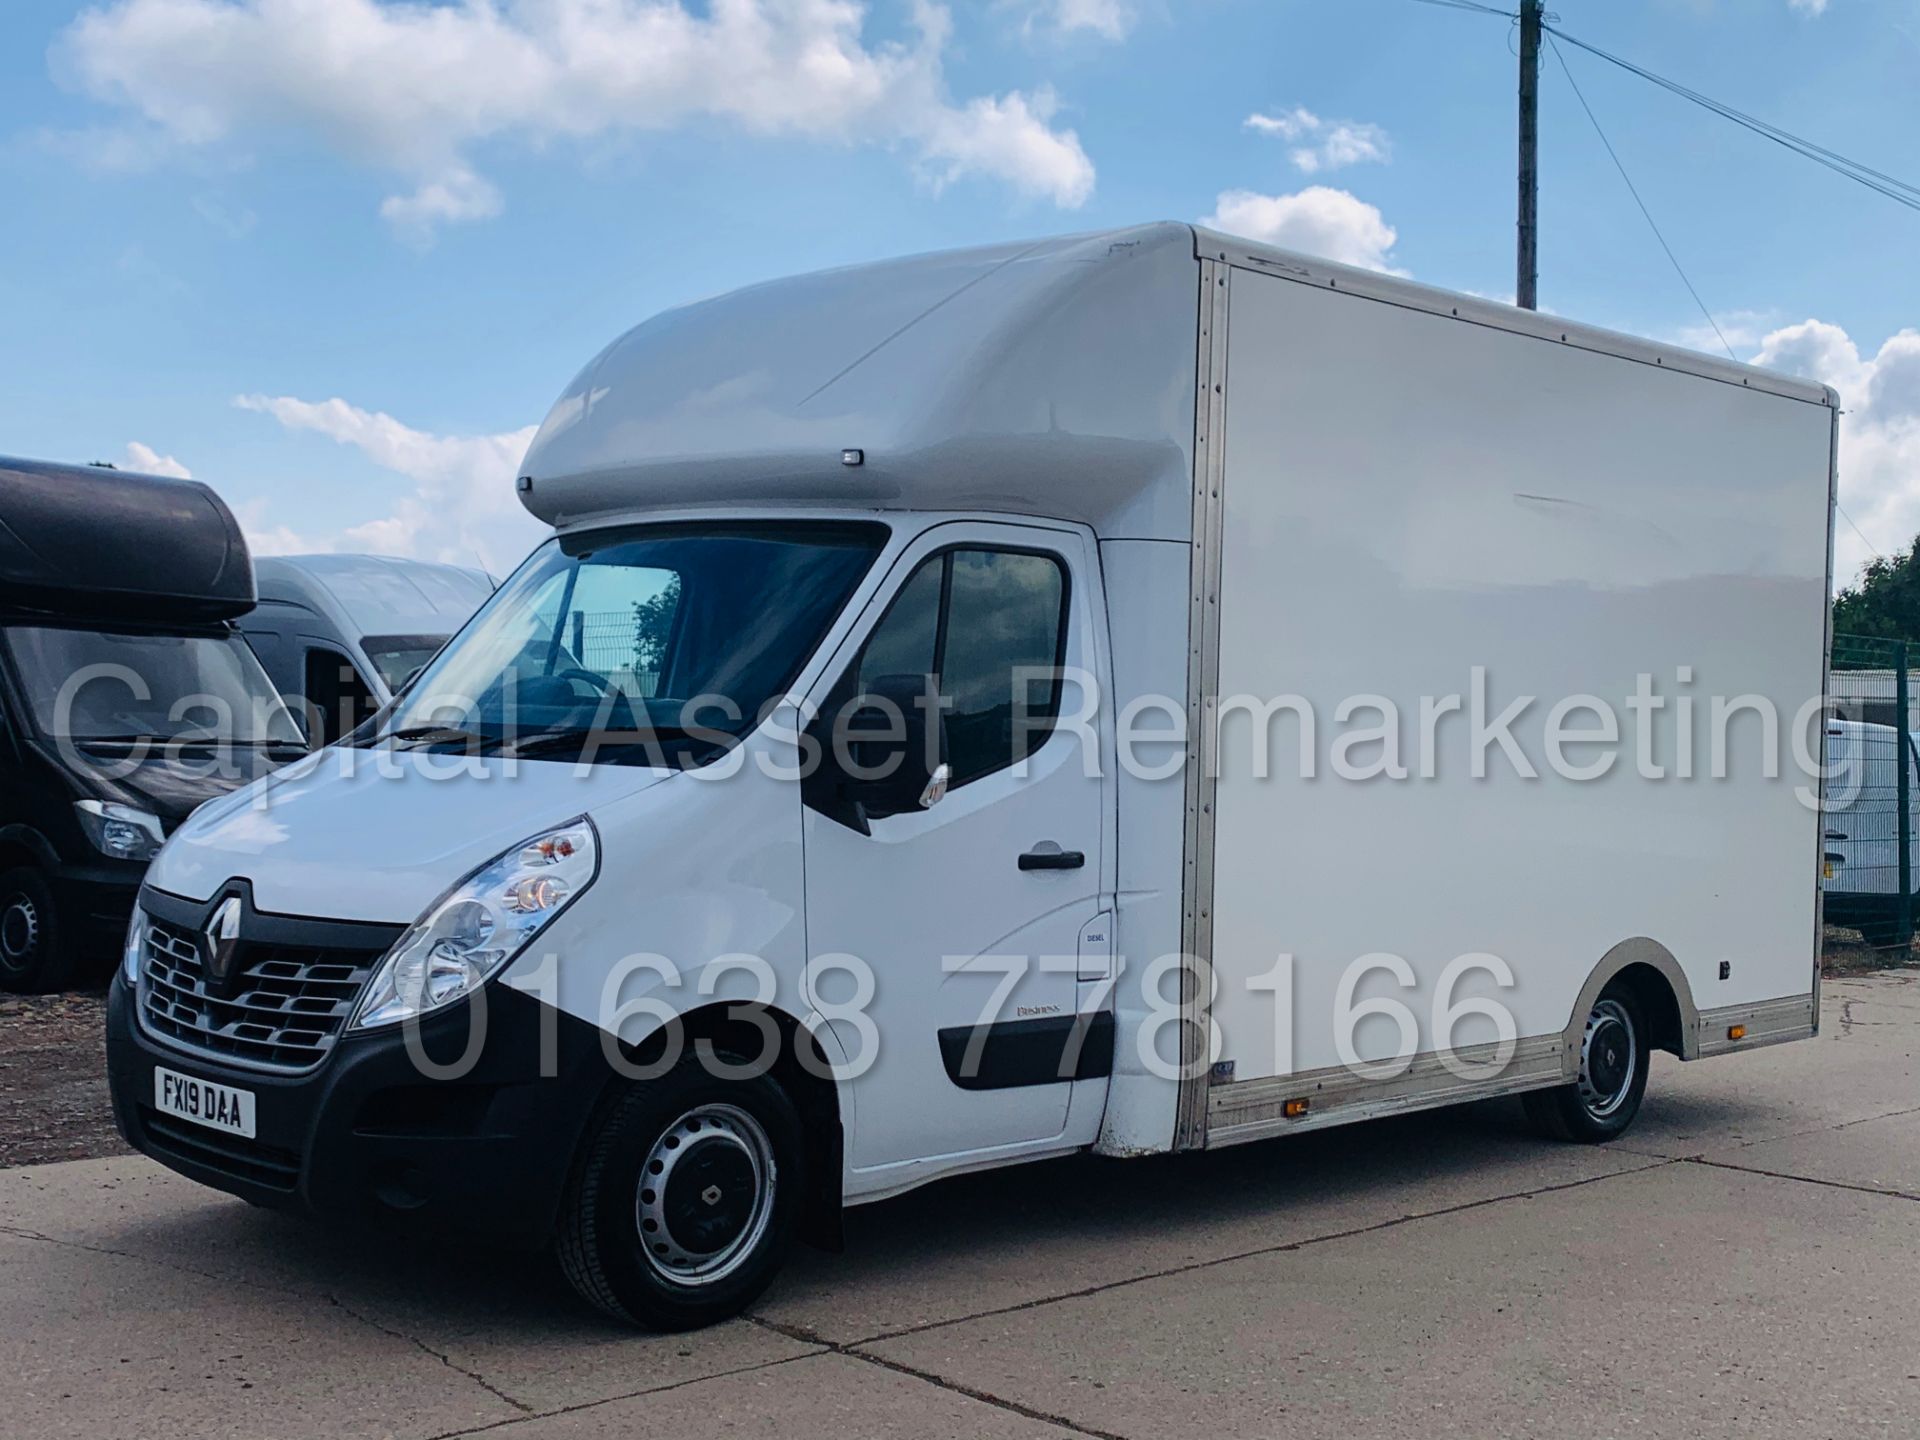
[571,609,585,660]
[1899,641,1914,949]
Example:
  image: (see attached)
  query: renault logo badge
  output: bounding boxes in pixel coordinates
[204,896,243,986]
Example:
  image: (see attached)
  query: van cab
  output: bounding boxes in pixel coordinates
[0,457,303,991]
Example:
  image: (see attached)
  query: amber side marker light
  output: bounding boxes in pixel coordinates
[1283,1098,1311,1119]
[1728,1025,1748,1042]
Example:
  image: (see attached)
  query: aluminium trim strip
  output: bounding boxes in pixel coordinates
[1173,258,1230,1151]
[1206,1033,1569,1146]
[1192,228,1834,409]
[1695,994,1818,1057]
[1205,989,1819,1151]
[1812,404,1840,1033]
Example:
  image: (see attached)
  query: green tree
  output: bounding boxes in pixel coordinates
[1833,538,1920,641]
[632,575,681,673]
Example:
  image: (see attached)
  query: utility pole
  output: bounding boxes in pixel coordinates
[1517,0,1542,309]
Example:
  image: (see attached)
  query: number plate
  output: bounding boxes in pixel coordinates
[154,1067,256,1139]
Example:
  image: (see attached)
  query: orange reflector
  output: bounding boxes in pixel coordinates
[1728,1025,1747,1041]
[1283,1098,1310,1119]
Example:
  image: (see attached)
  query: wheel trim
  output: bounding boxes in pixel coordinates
[634,1103,776,1288]
[1577,998,1638,1120]
[0,892,40,973]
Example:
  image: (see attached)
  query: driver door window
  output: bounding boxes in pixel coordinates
[838,545,1069,798]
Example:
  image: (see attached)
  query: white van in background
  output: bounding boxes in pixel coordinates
[1821,719,1920,938]
[241,555,495,742]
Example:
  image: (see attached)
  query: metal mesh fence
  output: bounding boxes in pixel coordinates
[1827,633,1916,946]
[565,610,660,700]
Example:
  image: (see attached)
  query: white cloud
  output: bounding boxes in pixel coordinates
[191,193,257,239]
[1750,319,1920,582]
[1244,107,1318,140]
[1246,107,1390,175]
[123,440,191,478]
[1671,308,1782,358]
[378,165,503,247]
[1203,186,1405,273]
[1010,0,1136,40]
[916,89,1092,203]
[230,497,315,557]
[55,0,1095,238]
[1790,0,1830,15]
[233,394,544,570]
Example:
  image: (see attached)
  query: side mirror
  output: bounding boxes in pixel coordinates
[829,674,949,828]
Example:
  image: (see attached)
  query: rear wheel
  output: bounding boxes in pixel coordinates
[558,1057,803,1330]
[1524,984,1651,1143]
[0,866,77,994]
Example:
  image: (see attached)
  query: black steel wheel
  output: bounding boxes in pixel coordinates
[1524,982,1652,1143]
[0,866,75,994]
[558,1055,803,1330]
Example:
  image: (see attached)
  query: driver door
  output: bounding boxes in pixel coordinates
[803,521,1112,1177]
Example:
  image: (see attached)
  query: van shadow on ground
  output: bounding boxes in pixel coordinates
[104,1090,1769,1338]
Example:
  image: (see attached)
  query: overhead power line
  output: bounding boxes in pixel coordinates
[1545,35,1735,360]
[1405,0,1515,14]
[1404,1,1920,213]
[1543,23,1920,214]
[1836,502,1885,562]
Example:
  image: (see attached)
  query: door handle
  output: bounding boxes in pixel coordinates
[1019,847,1086,872]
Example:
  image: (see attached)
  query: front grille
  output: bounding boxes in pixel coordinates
[139,916,384,1072]
[139,1108,301,1192]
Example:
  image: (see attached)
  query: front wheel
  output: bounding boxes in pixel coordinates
[0,866,77,994]
[1523,984,1651,1143]
[557,1057,803,1330]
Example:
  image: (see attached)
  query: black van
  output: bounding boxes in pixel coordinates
[0,457,307,991]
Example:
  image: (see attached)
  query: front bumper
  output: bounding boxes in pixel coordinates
[106,972,614,1247]
[48,854,145,955]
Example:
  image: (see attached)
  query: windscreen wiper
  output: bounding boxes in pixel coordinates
[491,724,696,759]
[382,724,492,750]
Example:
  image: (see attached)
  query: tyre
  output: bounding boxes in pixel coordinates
[0,866,77,994]
[557,1056,803,1330]
[1523,983,1651,1143]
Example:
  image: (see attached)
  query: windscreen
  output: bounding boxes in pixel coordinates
[361,635,448,694]
[371,521,887,765]
[6,626,305,745]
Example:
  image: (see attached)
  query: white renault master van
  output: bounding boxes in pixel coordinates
[106,224,1835,1330]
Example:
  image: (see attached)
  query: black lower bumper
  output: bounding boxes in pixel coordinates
[50,858,144,955]
[106,974,616,1247]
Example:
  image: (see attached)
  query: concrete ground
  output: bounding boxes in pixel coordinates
[3,971,1916,1440]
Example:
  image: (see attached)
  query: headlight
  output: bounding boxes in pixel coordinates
[75,800,164,862]
[122,904,148,985]
[354,817,598,1030]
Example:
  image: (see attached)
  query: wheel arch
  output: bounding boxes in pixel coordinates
[0,823,60,874]
[1565,937,1699,1062]
[589,1000,846,1251]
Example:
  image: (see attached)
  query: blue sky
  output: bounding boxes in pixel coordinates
[2,0,1917,581]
